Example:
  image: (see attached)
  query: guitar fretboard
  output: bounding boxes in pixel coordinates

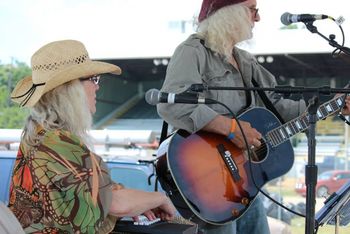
[267,94,347,147]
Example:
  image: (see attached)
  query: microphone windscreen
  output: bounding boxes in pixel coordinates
[145,89,159,105]
[280,12,291,25]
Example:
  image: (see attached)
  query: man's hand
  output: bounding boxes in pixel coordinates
[341,95,350,115]
[231,120,262,149]
[202,115,262,150]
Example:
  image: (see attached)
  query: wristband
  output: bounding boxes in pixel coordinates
[227,119,237,140]
[227,132,235,140]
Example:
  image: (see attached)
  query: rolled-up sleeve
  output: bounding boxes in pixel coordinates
[157,41,219,133]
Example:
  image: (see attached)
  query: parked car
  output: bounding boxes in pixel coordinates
[317,156,350,175]
[0,151,17,204]
[295,170,350,197]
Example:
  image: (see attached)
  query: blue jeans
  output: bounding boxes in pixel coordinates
[198,221,236,234]
[198,194,269,234]
[237,194,270,234]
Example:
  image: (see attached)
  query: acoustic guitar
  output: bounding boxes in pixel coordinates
[156,94,348,225]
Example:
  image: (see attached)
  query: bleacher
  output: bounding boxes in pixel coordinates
[316,117,345,136]
[96,98,164,133]
[293,134,345,158]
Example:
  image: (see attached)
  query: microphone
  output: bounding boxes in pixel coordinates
[280,12,329,25]
[145,88,216,105]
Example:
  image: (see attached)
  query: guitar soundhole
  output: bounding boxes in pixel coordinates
[250,138,268,163]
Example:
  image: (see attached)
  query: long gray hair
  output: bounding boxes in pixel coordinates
[197,4,252,61]
[23,79,93,147]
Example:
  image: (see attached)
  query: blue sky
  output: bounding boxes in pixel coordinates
[1,0,349,65]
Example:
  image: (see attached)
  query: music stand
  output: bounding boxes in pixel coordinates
[315,180,350,231]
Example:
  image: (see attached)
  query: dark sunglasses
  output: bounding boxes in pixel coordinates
[79,75,101,85]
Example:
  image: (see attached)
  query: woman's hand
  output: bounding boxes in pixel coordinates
[150,195,176,221]
[109,189,176,220]
[133,210,157,222]
[133,195,176,222]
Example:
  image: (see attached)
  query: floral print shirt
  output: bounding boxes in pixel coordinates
[8,127,115,233]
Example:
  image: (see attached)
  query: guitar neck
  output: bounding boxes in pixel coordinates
[267,94,348,147]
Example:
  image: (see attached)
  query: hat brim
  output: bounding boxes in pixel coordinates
[11,60,122,107]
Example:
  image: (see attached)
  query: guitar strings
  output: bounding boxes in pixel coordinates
[251,140,268,160]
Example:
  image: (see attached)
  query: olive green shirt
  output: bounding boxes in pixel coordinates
[157,34,306,133]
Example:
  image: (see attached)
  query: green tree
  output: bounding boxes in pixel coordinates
[0,60,31,128]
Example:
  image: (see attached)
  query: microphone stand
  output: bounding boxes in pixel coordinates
[305,95,319,234]
[303,21,350,233]
[304,21,350,56]
[190,84,349,96]
[191,84,350,234]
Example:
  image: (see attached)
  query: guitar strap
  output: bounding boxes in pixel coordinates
[159,74,286,140]
[251,77,285,124]
[159,121,169,144]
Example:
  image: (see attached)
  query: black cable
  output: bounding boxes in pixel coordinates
[212,100,307,219]
[305,15,349,57]
[328,16,345,58]
[327,16,345,57]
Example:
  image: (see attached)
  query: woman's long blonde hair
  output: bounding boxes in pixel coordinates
[23,79,93,147]
[23,80,105,205]
[197,4,252,61]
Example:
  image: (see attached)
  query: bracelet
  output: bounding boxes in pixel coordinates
[227,119,237,140]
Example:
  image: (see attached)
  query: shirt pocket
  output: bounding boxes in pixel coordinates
[202,68,234,114]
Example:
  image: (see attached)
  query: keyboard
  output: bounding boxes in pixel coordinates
[112,215,198,234]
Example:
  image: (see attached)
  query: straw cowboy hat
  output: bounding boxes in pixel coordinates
[11,40,122,107]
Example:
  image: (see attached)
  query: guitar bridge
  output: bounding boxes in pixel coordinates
[216,144,241,182]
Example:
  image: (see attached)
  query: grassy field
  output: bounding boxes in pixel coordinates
[265,178,350,234]
[291,217,349,234]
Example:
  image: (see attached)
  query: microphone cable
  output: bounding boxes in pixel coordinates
[326,16,346,57]
[306,14,346,58]
[212,100,308,220]
[153,91,309,224]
